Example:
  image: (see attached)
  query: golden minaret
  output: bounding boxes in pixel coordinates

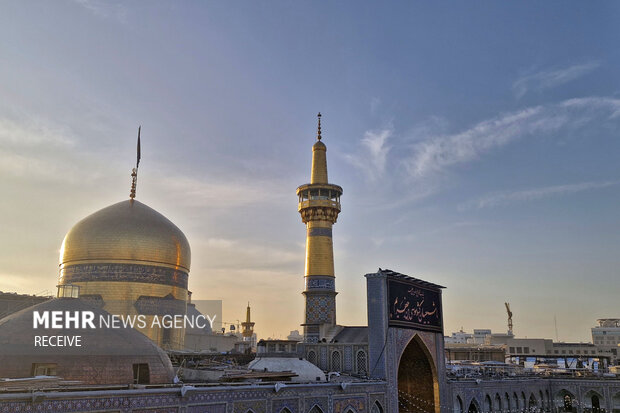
[241,302,255,339]
[296,113,343,343]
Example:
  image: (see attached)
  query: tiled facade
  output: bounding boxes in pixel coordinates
[448,378,620,413]
[2,375,619,413]
[0,382,388,413]
[301,344,369,376]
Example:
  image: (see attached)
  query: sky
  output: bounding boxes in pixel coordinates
[0,1,619,342]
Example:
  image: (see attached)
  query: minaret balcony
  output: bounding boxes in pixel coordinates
[298,199,341,212]
[296,183,343,212]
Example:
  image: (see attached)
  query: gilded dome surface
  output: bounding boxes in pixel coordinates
[60,200,191,272]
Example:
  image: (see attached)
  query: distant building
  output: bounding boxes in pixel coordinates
[444,343,505,362]
[0,291,52,319]
[445,329,473,344]
[257,339,299,355]
[487,335,612,367]
[287,329,303,341]
[592,318,620,365]
[449,327,616,368]
[473,329,492,344]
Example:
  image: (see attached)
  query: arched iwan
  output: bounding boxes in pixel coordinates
[397,334,439,413]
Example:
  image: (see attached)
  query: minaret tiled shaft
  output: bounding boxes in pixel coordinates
[297,114,343,343]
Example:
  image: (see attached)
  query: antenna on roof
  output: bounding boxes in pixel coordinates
[130,126,141,200]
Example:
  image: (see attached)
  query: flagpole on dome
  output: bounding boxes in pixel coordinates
[130,126,141,201]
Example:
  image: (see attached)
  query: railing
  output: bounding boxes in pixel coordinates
[298,200,341,210]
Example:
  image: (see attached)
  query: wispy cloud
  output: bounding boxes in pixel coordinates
[0,117,74,148]
[405,97,620,179]
[156,174,289,209]
[195,237,303,271]
[344,127,392,181]
[0,116,99,183]
[72,0,128,23]
[461,181,619,210]
[370,97,382,115]
[513,61,600,99]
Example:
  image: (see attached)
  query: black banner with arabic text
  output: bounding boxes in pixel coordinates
[387,278,443,332]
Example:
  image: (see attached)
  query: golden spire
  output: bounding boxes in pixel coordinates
[130,126,141,200]
[311,113,328,184]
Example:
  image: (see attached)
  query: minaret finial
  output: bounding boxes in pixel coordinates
[130,126,141,200]
[317,112,322,141]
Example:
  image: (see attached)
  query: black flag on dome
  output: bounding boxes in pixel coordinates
[130,126,141,200]
[137,126,141,169]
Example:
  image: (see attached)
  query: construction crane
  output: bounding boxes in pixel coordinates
[505,302,513,336]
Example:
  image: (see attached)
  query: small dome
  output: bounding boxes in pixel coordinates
[60,200,190,272]
[0,298,174,384]
[248,357,326,382]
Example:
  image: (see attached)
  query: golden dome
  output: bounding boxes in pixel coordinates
[60,200,191,272]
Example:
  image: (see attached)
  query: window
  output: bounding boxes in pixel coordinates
[32,363,57,376]
[484,395,492,412]
[516,347,522,353]
[554,350,559,354]
[371,401,383,413]
[133,363,150,384]
[307,350,317,364]
[309,405,324,413]
[57,284,79,298]
[591,395,601,413]
[510,347,515,353]
[356,350,367,376]
[524,347,529,354]
[162,327,172,347]
[331,351,342,371]
[278,343,287,352]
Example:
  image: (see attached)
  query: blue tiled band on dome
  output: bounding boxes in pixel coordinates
[59,263,189,289]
